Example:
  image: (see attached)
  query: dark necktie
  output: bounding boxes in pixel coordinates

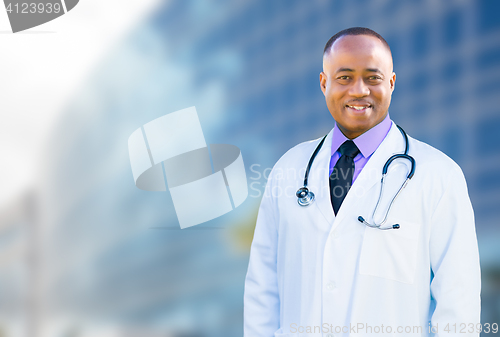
[330,140,360,215]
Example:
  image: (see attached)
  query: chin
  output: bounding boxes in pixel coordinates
[341,120,377,136]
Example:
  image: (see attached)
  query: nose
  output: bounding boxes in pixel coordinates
[348,77,370,97]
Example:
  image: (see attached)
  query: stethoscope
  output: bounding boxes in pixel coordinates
[296,125,415,230]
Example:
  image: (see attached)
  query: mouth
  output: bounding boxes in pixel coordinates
[345,103,372,113]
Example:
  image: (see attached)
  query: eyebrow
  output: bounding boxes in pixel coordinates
[335,67,383,74]
[336,68,354,73]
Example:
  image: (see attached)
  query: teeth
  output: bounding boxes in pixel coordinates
[348,105,369,110]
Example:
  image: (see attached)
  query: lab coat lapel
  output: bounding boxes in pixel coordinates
[334,122,405,225]
[307,128,335,225]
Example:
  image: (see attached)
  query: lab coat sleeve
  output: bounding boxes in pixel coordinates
[244,168,280,337]
[429,165,481,336]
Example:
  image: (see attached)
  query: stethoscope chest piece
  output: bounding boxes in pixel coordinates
[295,134,328,207]
[296,187,315,206]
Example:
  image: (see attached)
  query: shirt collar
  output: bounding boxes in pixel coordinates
[331,113,392,158]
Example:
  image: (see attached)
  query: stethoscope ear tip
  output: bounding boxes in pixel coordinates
[358,216,400,230]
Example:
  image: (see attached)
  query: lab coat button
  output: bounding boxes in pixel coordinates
[326,282,336,291]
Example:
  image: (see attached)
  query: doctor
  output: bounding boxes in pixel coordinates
[244,27,481,337]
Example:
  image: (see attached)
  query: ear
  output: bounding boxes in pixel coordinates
[390,72,396,92]
[320,71,327,95]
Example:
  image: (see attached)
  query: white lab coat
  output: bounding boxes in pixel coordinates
[244,122,481,337]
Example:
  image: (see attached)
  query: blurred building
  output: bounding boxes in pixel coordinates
[0,0,499,336]
[0,192,38,337]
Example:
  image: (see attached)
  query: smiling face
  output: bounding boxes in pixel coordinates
[320,34,396,139]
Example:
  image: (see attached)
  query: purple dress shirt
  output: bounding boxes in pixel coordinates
[329,114,392,182]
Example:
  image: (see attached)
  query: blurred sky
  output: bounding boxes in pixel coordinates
[0,0,161,208]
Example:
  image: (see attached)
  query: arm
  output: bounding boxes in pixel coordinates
[244,168,280,337]
[429,166,481,336]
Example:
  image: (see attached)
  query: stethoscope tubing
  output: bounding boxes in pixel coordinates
[296,124,415,230]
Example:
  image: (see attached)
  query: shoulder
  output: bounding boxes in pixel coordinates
[273,135,325,171]
[407,135,466,182]
[264,135,326,184]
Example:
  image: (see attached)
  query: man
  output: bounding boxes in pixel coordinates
[244,27,480,337]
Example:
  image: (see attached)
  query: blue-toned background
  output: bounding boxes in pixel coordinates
[1,0,499,336]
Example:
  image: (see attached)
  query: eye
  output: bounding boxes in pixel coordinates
[337,75,350,80]
[368,75,382,80]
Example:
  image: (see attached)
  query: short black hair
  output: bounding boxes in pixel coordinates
[323,27,392,57]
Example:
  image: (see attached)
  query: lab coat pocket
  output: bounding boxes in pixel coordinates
[359,221,421,284]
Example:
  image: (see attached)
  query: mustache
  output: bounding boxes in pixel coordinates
[345,100,373,106]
